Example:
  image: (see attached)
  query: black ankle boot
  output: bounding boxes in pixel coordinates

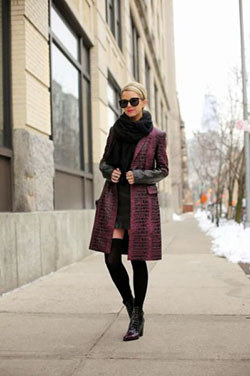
[123,306,144,341]
[123,297,134,318]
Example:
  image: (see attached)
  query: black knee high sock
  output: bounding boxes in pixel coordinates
[131,260,148,308]
[105,239,133,302]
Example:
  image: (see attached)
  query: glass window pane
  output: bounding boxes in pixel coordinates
[108,107,117,128]
[51,6,78,60]
[51,43,81,170]
[107,83,116,107]
[145,58,150,108]
[0,0,3,147]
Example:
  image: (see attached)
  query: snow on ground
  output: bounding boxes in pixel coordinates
[173,213,183,221]
[195,210,250,263]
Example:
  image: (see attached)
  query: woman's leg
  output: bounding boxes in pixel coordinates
[126,230,148,308]
[123,260,147,341]
[131,260,148,309]
[104,229,133,304]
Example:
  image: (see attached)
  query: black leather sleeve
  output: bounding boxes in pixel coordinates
[133,168,168,184]
[133,132,169,185]
[99,127,115,181]
[99,160,114,181]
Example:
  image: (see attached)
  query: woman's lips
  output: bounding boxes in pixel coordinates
[127,109,134,113]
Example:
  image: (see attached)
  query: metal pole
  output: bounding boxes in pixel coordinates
[239,0,250,227]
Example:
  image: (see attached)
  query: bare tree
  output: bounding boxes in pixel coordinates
[190,67,245,224]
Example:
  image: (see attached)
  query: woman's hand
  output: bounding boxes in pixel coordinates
[111,168,121,183]
[126,170,135,185]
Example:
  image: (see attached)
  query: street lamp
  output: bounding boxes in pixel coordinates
[239,0,250,227]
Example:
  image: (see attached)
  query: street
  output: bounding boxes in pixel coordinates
[1,213,250,375]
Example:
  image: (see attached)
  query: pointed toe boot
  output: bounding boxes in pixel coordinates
[123,306,144,341]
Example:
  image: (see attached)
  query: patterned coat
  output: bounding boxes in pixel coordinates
[89,126,169,261]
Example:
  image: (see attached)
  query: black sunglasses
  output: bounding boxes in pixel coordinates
[119,97,142,108]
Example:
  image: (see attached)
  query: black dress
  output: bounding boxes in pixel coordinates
[114,182,130,229]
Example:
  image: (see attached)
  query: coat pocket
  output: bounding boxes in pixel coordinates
[147,185,158,195]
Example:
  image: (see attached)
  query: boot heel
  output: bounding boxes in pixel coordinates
[140,322,144,337]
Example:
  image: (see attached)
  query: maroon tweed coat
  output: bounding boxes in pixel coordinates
[89,126,169,261]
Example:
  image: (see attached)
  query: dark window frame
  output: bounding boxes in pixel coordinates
[160,101,164,130]
[145,57,151,108]
[131,17,139,81]
[49,0,93,209]
[0,0,13,212]
[106,0,122,50]
[154,83,158,124]
[0,0,12,151]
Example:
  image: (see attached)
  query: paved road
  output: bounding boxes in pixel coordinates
[1,213,250,376]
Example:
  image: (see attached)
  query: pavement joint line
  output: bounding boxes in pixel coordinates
[68,312,125,375]
[0,354,85,360]
[1,353,250,362]
[0,311,118,317]
[70,359,87,376]
[0,350,250,362]
[85,355,250,361]
[85,312,121,356]
[1,311,250,318]
[0,354,250,364]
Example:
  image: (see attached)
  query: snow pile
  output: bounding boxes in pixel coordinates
[173,213,183,221]
[194,210,250,263]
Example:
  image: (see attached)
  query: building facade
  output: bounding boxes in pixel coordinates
[0,0,185,294]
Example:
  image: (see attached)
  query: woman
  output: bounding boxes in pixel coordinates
[89,81,169,341]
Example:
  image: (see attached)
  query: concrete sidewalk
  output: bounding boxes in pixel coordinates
[1,213,250,376]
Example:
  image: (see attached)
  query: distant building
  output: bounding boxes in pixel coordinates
[201,94,218,132]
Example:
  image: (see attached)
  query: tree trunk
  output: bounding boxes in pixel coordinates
[235,153,245,223]
[227,189,234,220]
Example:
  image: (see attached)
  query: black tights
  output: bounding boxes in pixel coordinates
[105,238,148,308]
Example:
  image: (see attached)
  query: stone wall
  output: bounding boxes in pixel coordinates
[0,210,95,295]
[13,129,54,211]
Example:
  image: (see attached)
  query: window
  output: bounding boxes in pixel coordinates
[154,83,158,124]
[145,58,151,108]
[107,76,121,127]
[51,44,81,170]
[106,0,122,49]
[0,0,12,212]
[50,4,93,209]
[131,18,139,81]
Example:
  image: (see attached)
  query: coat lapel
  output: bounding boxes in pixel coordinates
[131,127,155,164]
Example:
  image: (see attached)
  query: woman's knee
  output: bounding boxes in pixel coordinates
[112,228,125,239]
[105,238,123,267]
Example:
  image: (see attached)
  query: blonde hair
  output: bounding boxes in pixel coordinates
[121,81,147,100]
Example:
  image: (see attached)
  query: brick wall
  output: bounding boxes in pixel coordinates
[11,0,50,136]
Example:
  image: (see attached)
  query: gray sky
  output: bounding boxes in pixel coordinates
[173,0,250,138]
